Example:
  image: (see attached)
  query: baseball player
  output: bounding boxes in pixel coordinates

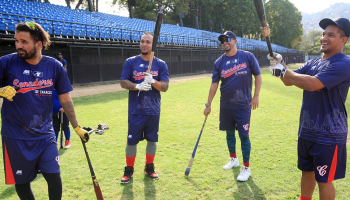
[0,21,89,199]
[119,32,169,184]
[204,31,262,182]
[268,17,350,200]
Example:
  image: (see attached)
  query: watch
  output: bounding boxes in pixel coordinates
[205,103,211,107]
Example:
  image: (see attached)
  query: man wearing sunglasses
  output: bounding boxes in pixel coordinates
[0,21,89,200]
[204,31,262,182]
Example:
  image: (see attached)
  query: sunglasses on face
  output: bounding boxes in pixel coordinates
[220,37,232,44]
[25,21,43,42]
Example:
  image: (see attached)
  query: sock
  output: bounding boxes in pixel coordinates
[230,153,237,158]
[55,132,59,142]
[126,155,136,167]
[145,153,155,164]
[243,162,250,167]
[64,129,71,141]
[300,196,312,200]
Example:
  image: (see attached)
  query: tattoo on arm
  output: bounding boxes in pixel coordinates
[160,81,169,92]
[120,79,135,90]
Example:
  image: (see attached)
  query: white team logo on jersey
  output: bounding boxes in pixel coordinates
[311,66,317,70]
[317,165,328,176]
[16,170,22,175]
[226,61,230,65]
[56,156,60,166]
[128,135,132,139]
[140,64,144,68]
[234,59,238,63]
[23,70,30,75]
[32,71,43,77]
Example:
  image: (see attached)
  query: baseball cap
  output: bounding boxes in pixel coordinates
[57,52,62,55]
[319,17,350,38]
[218,31,237,41]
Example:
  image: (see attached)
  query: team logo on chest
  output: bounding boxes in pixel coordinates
[133,70,159,80]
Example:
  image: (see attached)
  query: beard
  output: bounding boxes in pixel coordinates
[17,47,37,60]
[141,51,149,55]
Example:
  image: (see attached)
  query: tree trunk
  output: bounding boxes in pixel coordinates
[96,0,98,12]
[65,0,71,8]
[75,0,84,10]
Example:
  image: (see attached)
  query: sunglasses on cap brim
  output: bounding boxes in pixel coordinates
[25,21,43,42]
[220,37,232,44]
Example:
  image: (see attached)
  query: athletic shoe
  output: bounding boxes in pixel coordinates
[121,166,134,184]
[237,166,251,182]
[222,158,239,170]
[144,163,159,179]
[64,140,71,148]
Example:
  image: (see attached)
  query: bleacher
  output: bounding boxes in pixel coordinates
[0,0,296,53]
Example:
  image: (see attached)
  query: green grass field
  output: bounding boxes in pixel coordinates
[1,66,350,200]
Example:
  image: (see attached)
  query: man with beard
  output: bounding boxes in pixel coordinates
[268,17,350,200]
[56,53,67,70]
[0,21,89,200]
[119,32,169,184]
[203,31,262,182]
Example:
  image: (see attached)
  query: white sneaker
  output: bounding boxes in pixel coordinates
[222,158,239,170]
[237,166,251,181]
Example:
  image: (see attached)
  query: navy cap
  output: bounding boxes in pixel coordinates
[57,52,62,55]
[218,31,237,41]
[319,17,350,38]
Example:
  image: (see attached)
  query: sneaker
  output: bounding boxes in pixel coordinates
[64,140,71,149]
[121,166,134,184]
[237,166,251,182]
[144,163,159,179]
[222,158,239,170]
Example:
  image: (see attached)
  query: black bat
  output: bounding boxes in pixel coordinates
[185,116,208,176]
[253,0,273,57]
[81,139,104,200]
[60,112,64,149]
[147,10,163,73]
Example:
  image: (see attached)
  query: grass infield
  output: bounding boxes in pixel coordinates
[0,65,349,199]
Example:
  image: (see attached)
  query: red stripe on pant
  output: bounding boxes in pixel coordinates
[327,145,338,183]
[4,144,15,185]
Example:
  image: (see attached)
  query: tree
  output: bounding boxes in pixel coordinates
[265,0,303,48]
[297,30,322,55]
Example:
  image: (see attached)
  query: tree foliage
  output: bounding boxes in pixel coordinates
[265,0,303,49]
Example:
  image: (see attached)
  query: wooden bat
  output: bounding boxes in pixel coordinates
[253,0,273,57]
[81,139,104,200]
[185,116,208,176]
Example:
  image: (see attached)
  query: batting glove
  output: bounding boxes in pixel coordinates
[0,86,16,101]
[135,81,151,91]
[74,125,89,142]
[144,72,155,84]
[267,52,283,66]
[270,63,288,78]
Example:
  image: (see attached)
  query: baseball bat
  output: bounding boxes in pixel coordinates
[185,116,208,176]
[81,139,104,200]
[253,0,273,57]
[138,10,163,96]
[60,112,64,149]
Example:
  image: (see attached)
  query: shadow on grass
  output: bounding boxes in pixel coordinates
[232,170,266,200]
[0,148,68,199]
[121,179,133,199]
[144,176,156,199]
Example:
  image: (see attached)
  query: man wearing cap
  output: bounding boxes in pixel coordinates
[203,31,262,182]
[57,53,67,70]
[267,17,350,200]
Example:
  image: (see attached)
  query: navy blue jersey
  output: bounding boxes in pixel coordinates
[52,90,61,113]
[120,55,169,115]
[212,50,261,109]
[58,58,67,66]
[294,53,350,145]
[0,53,72,140]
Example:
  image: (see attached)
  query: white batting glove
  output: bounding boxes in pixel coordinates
[135,81,151,91]
[270,63,287,78]
[267,52,283,66]
[144,72,155,84]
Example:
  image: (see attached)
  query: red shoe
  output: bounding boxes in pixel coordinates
[64,140,71,148]
[121,166,134,184]
[144,163,159,179]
